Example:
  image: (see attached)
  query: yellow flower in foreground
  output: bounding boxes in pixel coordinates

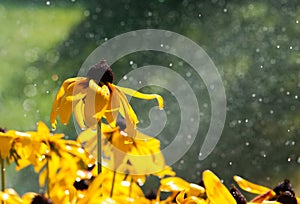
[0,128,31,161]
[50,60,163,136]
[78,122,170,176]
[234,175,298,204]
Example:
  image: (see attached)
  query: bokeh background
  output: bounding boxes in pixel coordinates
[1,0,300,198]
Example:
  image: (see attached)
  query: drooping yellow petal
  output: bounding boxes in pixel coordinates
[116,85,164,110]
[0,135,14,159]
[233,175,274,195]
[84,80,110,127]
[73,99,86,129]
[114,86,138,137]
[50,77,78,129]
[203,170,236,204]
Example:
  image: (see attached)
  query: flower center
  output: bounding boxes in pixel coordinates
[87,60,114,85]
[0,128,6,133]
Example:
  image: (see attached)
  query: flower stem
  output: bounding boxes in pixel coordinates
[110,170,116,198]
[0,158,5,192]
[97,123,102,174]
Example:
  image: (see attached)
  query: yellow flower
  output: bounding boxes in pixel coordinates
[78,122,169,176]
[234,175,298,203]
[50,60,163,136]
[0,128,31,161]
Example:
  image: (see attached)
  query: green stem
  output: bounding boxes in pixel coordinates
[1,158,5,192]
[110,170,116,198]
[97,123,102,174]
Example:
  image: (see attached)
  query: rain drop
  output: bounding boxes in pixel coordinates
[276,45,280,49]
[169,63,173,67]
[296,20,299,24]
[252,93,256,97]
[229,161,232,166]
[223,8,228,13]
[295,95,298,99]
[198,13,202,17]
[289,46,293,50]
[287,157,292,162]
[46,1,51,6]
[129,60,133,65]
[123,75,128,80]
[160,43,164,47]
[270,110,274,114]
[260,65,263,69]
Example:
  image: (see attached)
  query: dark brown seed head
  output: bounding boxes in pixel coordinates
[31,194,52,204]
[0,128,6,133]
[230,185,247,204]
[86,60,114,85]
[73,179,90,190]
[276,191,297,204]
[273,179,295,196]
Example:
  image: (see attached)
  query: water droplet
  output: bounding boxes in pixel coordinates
[289,46,293,50]
[276,45,280,49]
[287,157,292,162]
[252,93,256,97]
[245,142,250,146]
[287,129,291,132]
[160,43,164,47]
[169,63,173,67]
[148,11,152,17]
[229,161,232,165]
[129,60,133,65]
[296,20,299,24]
[286,91,290,95]
[104,37,108,41]
[186,72,191,77]
[245,119,249,123]
[260,65,263,69]
[123,75,128,80]
[51,74,59,81]
[270,110,274,114]
[46,1,51,6]
[295,95,298,99]
[84,10,90,17]
[223,8,228,13]
[198,13,202,17]
[258,98,263,102]
[138,80,142,84]
[256,48,260,52]
[237,120,242,124]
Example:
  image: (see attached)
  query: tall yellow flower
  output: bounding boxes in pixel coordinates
[50,60,163,136]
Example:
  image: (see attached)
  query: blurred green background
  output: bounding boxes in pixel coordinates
[1,0,300,197]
